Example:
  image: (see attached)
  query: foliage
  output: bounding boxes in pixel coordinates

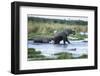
[69,33,87,40]
[28,48,45,58]
[28,17,87,25]
[54,52,73,59]
[78,54,88,58]
[28,18,88,40]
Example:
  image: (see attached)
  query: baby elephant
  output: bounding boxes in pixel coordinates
[53,29,75,44]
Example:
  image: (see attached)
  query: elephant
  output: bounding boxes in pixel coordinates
[53,29,75,44]
[33,38,52,43]
[33,29,75,44]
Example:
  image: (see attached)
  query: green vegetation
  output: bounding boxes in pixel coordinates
[28,48,88,61]
[54,52,88,59]
[28,48,45,59]
[28,17,88,40]
[69,33,87,40]
[28,17,87,25]
[28,48,56,61]
[78,54,88,58]
[54,52,73,59]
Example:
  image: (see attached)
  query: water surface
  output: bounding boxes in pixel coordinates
[28,40,88,57]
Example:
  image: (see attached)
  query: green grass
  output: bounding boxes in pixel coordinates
[28,21,87,40]
[69,33,87,40]
[28,48,45,58]
[78,54,88,58]
[54,52,73,59]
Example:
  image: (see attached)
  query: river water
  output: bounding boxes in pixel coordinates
[28,40,88,58]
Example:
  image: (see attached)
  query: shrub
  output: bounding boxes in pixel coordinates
[54,52,73,59]
[79,54,88,58]
[28,48,45,58]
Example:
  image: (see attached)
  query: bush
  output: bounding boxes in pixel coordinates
[54,52,73,59]
[79,54,88,58]
[28,48,45,58]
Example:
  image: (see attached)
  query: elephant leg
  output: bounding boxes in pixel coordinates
[54,36,61,44]
[66,37,70,44]
[54,40,60,44]
[63,40,66,44]
[63,37,66,45]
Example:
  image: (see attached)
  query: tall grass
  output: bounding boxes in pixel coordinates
[28,20,87,39]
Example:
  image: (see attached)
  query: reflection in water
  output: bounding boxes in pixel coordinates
[28,40,88,57]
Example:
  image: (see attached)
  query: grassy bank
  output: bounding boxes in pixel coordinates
[28,17,88,40]
[28,21,87,40]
